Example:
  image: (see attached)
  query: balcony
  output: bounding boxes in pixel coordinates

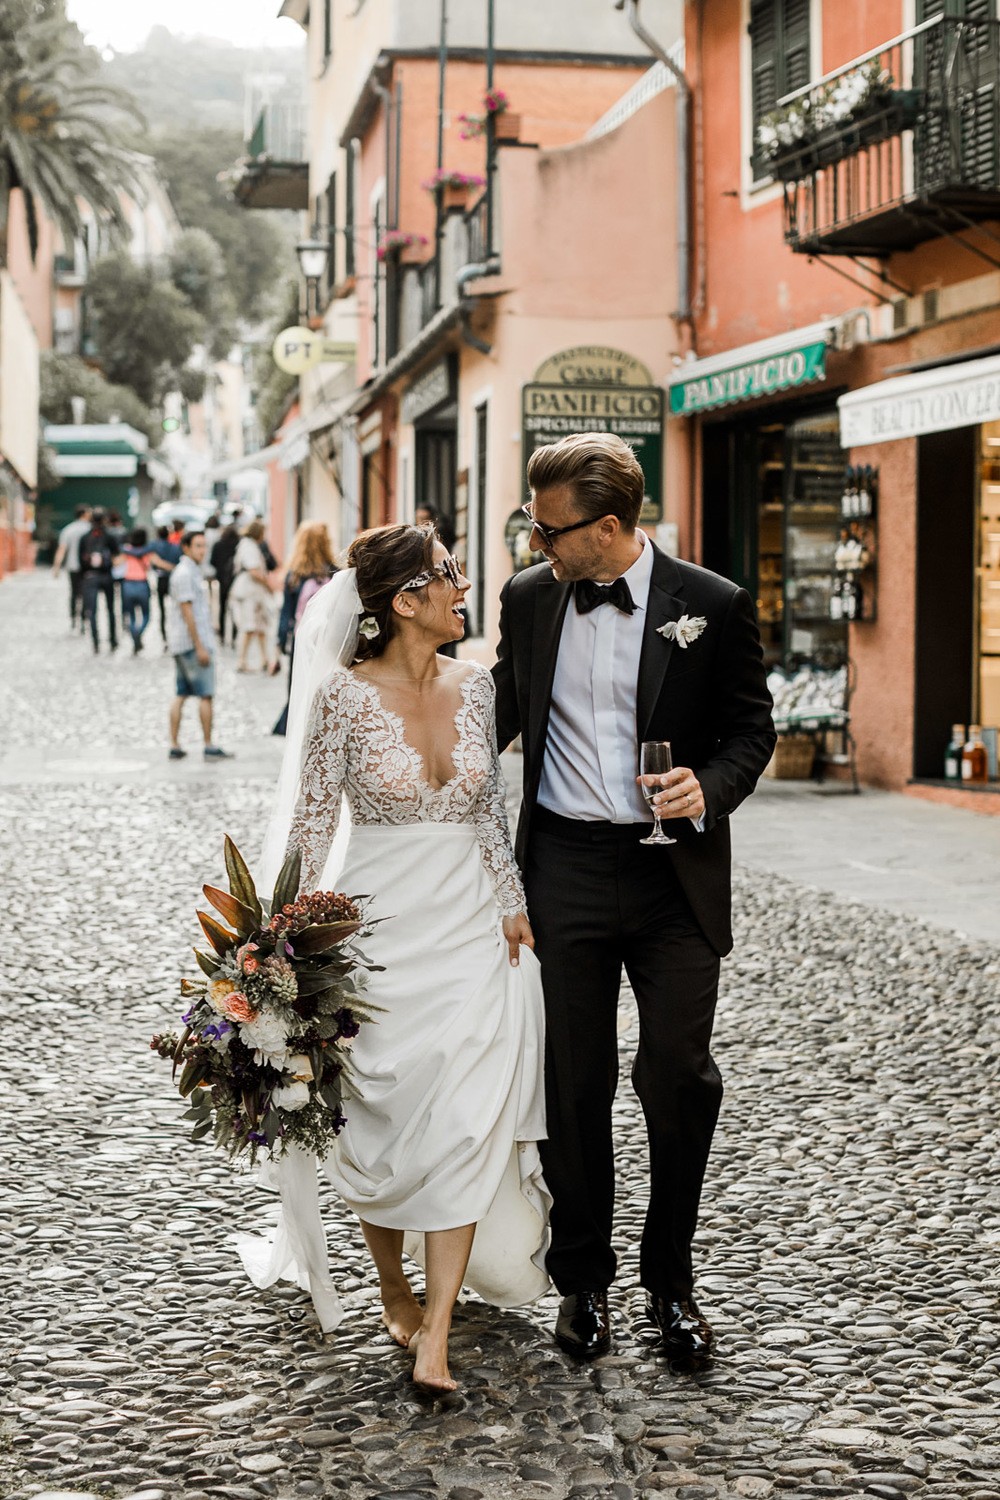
[764,16,1000,258]
[231,101,308,211]
[387,192,495,359]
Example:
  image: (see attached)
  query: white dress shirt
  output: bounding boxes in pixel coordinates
[539,535,655,824]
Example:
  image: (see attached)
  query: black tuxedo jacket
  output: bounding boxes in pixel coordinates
[492,544,776,956]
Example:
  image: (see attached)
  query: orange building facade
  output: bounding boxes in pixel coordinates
[674,0,1000,811]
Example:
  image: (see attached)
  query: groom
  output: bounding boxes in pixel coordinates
[493,432,775,1362]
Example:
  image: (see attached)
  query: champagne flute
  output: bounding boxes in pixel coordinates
[639,740,677,846]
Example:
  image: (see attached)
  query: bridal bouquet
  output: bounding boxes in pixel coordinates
[151,837,382,1165]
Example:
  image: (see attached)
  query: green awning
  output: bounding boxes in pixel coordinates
[669,323,835,416]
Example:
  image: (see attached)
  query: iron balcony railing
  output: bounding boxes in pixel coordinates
[246,100,306,162]
[764,16,1000,256]
[463,191,489,266]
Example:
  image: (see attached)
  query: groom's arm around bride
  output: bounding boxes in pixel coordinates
[491,431,775,1363]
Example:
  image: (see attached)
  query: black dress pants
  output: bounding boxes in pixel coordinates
[524,807,723,1300]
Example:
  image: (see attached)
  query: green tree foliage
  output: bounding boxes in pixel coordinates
[153,125,294,323]
[253,281,300,442]
[0,0,143,263]
[168,227,237,359]
[85,253,205,408]
[39,351,158,444]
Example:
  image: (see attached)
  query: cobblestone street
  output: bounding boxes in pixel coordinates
[2,571,999,1500]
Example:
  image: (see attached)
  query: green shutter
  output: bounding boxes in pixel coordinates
[750,0,779,123]
[782,0,812,95]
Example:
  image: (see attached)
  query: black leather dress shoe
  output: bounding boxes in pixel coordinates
[646,1294,713,1362]
[554,1291,611,1360]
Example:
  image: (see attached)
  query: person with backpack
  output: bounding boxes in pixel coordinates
[79,509,119,654]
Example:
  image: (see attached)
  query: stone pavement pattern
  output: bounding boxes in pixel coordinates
[1,572,999,1500]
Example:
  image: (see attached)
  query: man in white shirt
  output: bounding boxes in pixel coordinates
[51,506,92,632]
[167,532,232,762]
[494,433,775,1365]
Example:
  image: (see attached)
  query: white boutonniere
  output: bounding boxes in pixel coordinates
[657,614,707,649]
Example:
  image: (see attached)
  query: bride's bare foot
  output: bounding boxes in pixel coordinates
[409,1326,457,1393]
[380,1288,423,1347]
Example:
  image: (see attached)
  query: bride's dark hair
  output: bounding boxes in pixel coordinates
[348,523,437,661]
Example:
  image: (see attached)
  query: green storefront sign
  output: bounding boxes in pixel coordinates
[522,373,665,522]
[669,339,828,416]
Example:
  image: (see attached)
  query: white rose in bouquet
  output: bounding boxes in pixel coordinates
[240,1010,290,1069]
[272,1079,311,1112]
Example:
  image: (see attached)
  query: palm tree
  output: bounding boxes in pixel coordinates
[0,0,143,265]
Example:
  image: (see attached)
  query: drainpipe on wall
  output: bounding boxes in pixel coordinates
[455,257,501,354]
[614,0,692,328]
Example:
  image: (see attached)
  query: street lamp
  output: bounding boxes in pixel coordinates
[295,232,331,322]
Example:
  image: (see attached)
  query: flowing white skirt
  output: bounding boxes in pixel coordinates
[237,822,551,1331]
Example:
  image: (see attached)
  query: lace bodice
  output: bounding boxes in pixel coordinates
[286,662,525,917]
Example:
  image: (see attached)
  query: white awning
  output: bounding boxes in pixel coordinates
[838,351,1000,447]
[668,321,838,416]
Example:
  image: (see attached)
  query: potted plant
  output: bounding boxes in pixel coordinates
[376,230,428,263]
[756,60,922,182]
[457,89,520,143]
[422,168,487,211]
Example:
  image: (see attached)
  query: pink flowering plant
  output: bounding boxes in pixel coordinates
[421,168,487,193]
[151,837,383,1165]
[457,88,510,139]
[376,229,428,262]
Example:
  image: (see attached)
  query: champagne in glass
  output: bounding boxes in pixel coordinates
[639,740,677,846]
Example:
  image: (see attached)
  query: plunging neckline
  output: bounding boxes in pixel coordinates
[352,668,477,795]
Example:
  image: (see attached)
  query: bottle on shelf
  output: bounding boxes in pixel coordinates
[858,467,872,518]
[962,725,988,784]
[944,724,966,781]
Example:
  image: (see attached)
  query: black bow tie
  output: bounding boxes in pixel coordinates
[574,576,636,616]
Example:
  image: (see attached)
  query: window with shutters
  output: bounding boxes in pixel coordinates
[749,0,813,182]
[325,172,337,298]
[916,0,998,194]
[345,141,357,278]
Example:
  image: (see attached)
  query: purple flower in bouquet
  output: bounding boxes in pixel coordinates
[335,1008,361,1041]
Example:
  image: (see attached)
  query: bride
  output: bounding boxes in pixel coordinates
[244,523,550,1393]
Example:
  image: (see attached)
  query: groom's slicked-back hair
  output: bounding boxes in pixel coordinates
[526,432,644,531]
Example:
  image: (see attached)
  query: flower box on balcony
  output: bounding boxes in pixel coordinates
[765,89,923,182]
[494,111,521,143]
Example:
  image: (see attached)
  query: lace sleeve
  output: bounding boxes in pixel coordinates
[468,668,526,919]
[286,676,347,889]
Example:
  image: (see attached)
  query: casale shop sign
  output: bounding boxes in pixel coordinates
[669,341,828,415]
[522,347,665,520]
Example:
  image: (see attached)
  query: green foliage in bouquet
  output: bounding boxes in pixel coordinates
[151,837,383,1165]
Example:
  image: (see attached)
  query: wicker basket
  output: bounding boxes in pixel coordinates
[764,734,816,780]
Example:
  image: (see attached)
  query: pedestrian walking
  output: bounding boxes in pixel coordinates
[149,526,181,647]
[78,509,119,654]
[230,519,278,675]
[51,505,92,631]
[120,528,171,654]
[272,520,337,735]
[209,522,240,645]
[166,531,232,761]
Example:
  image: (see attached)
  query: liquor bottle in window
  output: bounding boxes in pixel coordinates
[962,725,988,783]
[944,724,966,781]
[858,467,872,518]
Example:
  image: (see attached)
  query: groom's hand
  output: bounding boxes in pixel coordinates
[503,913,535,967]
[638,767,706,822]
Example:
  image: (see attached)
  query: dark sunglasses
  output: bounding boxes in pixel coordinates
[399,553,463,592]
[521,502,601,549]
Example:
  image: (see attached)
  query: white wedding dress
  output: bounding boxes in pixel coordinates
[238,657,550,1330]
